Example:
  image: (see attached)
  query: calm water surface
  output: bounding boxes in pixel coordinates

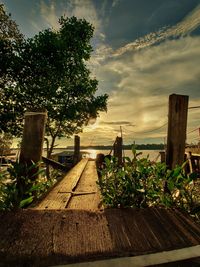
[11,148,163,162]
[83,149,162,161]
[50,149,163,162]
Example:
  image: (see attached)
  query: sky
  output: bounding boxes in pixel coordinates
[2,0,200,147]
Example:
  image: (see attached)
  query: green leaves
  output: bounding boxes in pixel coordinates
[0,161,56,210]
[98,149,199,214]
[1,14,108,157]
[0,4,24,42]
[19,196,33,208]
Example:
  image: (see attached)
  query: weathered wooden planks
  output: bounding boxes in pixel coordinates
[67,160,101,210]
[0,208,200,267]
[34,159,101,210]
[42,156,71,172]
[34,158,89,209]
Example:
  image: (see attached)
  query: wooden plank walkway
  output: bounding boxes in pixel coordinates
[0,208,200,266]
[1,159,200,266]
[34,158,101,210]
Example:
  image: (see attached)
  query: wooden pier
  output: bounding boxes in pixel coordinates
[185,151,200,175]
[34,158,101,210]
[0,208,200,266]
[0,159,200,266]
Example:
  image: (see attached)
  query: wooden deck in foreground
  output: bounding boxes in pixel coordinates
[0,159,200,266]
[0,208,200,266]
[34,159,101,210]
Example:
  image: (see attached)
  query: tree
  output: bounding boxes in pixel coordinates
[0,4,23,41]
[4,16,108,157]
[0,4,24,135]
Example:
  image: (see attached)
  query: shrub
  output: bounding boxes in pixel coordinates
[0,161,56,210]
[98,147,199,216]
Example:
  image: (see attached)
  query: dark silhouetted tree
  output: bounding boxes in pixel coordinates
[2,16,108,156]
[0,4,24,138]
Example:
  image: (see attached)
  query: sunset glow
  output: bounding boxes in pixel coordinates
[3,0,200,147]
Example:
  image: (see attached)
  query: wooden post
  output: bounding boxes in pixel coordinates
[166,94,189,169]
[113,139,117,158]
[113,136,122,166]
[186,152,196,174]
[19,110,47,179]
[73,135,80,165]
[159,151,165,163]
[96,153,105,170]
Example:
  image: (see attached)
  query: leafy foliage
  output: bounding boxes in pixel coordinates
[0,4,24,135]
[98,147,199,216]
[0,133,12,157]
[0,161,55,210]
[1,15,108,156]
[0,4,23,41]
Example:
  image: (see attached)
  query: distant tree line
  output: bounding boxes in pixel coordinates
[66,143,165,150]
[133,143,164,150]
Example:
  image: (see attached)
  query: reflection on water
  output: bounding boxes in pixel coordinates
[9,148,160,162]
[11,148,162,162]
[85,149,97,159]
[81,149,162,161]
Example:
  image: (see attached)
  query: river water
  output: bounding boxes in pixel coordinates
[50,149,163,162]
[10,148,163,162]
[84,149,162,161]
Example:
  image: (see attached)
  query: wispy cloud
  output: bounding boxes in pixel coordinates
[112,0,121,8]
[101,120,134,126]
[68,0,102,33]
[31,2,200,145]
[112,4,200,57]
[92,35,200,143]
[90,4,200,80]
[85,3,200,145]
[34,2,200,145]
[38,0,104,37]
[39,0,59,29]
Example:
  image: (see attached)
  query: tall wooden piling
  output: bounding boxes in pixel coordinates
[159,151,165,163]
[19,110,47,180]
[166,94,189,169]
[114,136,123,166]
[73,135,80,165]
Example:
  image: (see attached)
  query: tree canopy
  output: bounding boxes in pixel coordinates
[0,4,23,41]
[1,14,108,156]
[0,4,24,136]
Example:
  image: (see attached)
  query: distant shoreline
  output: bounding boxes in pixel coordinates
[11,146,165,151]
[65,144,165,150]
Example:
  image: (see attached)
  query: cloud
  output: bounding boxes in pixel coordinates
[91,34,200,144]
[31,2,200,145]
[100,121,135,126]
[85,4,200,145]
[38,0,104,37]
[68,0,102,33]
[33,2,200,145]
[39,0,59,29]
[112,0,121,8]
[112,4,200,57]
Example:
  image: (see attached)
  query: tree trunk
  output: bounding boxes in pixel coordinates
[44,138,50,179]
[47,135,56,159]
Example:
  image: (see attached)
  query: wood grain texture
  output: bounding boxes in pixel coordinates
[34,158,89,209]
[68,160,101,210]
[0,208,200,267]
[34,159,101,210]
[166,94,189,169]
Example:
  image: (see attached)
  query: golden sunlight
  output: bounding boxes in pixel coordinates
[87,149,97,159]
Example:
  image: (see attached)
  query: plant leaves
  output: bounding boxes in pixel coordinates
[19,196,33,208]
